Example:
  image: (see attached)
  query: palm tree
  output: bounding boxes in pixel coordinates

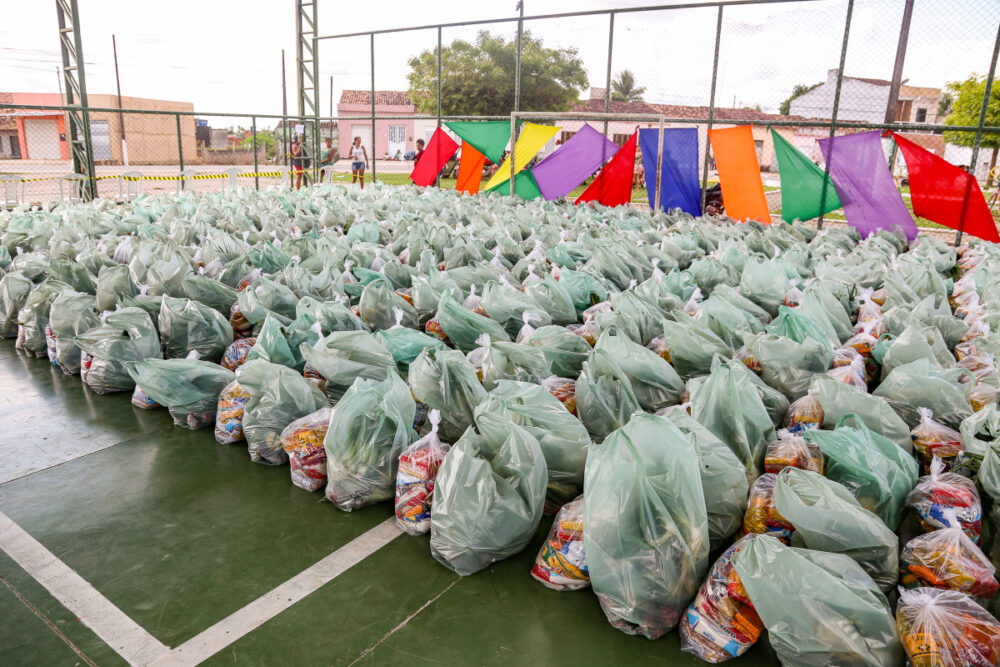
[611,70,646,103]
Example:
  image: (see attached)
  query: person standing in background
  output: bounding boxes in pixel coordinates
[290,137,304,190]
[351,136,369,189]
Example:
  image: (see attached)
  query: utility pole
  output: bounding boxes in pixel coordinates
[884,0,914,125]
[112,34,128,165]
[329,75,333,118]
[282,49,289,173]
[514,1,523,113]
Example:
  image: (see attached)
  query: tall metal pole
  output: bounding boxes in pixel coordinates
[514,1,524,113]
[175,113,185,189]
[957,21,1000,246]
[603,12,615,141]
[112,34,128,166]
[654,118,664,214]
[817,0,854,230]
[330,76,333,117]
[510,113,517,197]
[371,32,377,182]
[252,116,259,190]
[312,31,320,187]
[700,5,723,213]
[435,26,443,187]
[56,0,96,200]
[883,0,914,180]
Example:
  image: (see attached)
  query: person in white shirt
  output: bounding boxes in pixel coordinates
[350,137,369,189]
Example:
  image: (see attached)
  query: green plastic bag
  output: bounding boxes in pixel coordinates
[181,274,238,316]
[555,268,609,312]
[481,281,551,338]
[244,314,304,370]
[94,265,138,313]
[76,307,162,394]
[766,305,837,350]
[430,422,547,575]
[524,276,577,325]
[583,413,709,639]
[690,357,776,481]
[873,359,972,429]
[238,277,298,322]
[878,324,954,379]
[408,348,487,441]
[575,355,641,441]
[591,330,683,411]
[474,380,590,509]
[804,415,919,530]
[237,360,326,465]
[295,296,368,333]
[810,374,913,452]
[661,310,732,379]
[696,293,765,349]
[158,296,233,362]
[0,271,32,338]
[800,283,853,343]
[739,257,789,317]
[436,292,510,353]
[299,330,394,401]
[742,333,833,401]
[49,289,100,375]
[661,407,748,550]
[480,340,552,390]
[18,281,63,357]
[127,359,235,429]
[358,281,419,331]
[324,372,417,511]
[731,535,902,667]
[774,467,899,591]
[372,326,447,376]
[521,325,592,378]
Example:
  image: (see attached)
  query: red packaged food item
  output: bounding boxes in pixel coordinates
[541,375,577,415]
[911,408,963,473]
[221,337,256,371]
[897,587,1000,667]
[764,430,823,474]
[394,410,450,535]
[281,406,332,492]
[906,457,982,543]
[531,496,589,591]
[900,525,999,599]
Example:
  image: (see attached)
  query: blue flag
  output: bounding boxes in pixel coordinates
[639,128,701,216]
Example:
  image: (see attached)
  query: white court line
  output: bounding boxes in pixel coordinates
[151,517,403,667]
[0,510,172,666]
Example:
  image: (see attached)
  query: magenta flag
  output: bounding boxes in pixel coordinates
[818,131,917,241]
[533,124,619,200]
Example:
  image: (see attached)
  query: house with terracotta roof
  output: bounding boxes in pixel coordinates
[789,68,941,124]
[336,90,436,161]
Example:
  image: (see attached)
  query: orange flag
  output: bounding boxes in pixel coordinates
[455,141,486,195]
[708,125,771,223]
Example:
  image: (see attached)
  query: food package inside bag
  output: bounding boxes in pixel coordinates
[764,430,823,474]
[900,524,999,599]
[743,473,794,543]
[782,391,824,434]
[679,534,764,663]
[911,407,964,473]
[530,495,589,592]
[906,457,982,543]
[280,406,332,492]
[896,586,1000,667]
[395,410,450,535]
[215,380,251,444]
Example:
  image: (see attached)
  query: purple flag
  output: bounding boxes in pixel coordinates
[818,131,917,241]
[533,124,619,200]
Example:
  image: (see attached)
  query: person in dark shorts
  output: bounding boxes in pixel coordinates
[290,137,304,190]
[350,136,369,189]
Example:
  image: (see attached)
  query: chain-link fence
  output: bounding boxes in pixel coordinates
[2,0,999,220]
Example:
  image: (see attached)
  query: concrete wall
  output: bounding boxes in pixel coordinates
[196,144,266,165]
[337,103,415,159]
[789,77,889,124]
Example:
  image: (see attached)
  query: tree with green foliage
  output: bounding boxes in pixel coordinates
[611,70,646,103]
[779,82,821,115]
[943,74,1000,184]
[407,31,588,116]
[241,130,277,160]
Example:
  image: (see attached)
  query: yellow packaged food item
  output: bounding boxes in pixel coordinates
[764,431,823,474]
[743,473,793,543]
[911,408,963,473]
[897,587,1000,667]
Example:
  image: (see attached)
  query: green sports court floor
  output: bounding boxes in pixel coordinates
[0,339,780,666]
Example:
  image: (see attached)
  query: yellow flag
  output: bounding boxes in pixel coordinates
[483,122,561,191]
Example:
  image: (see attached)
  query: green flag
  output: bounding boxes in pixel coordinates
[486,168,541,199]
[772,129,841,222]
[444,121,517,164]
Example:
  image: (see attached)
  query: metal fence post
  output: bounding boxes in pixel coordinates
[370,32,376,183]
[700,5,723,213]
[175,113,185,190]
[603,12,615,139]
[514,1,524,113]
[435,25,443,187]
[817,0,854,230]
[510,113,517,197]
[654,117,664,214]
[956,21,1000,246]
[252,116,259,190]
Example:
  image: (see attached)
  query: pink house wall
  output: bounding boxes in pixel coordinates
[336,103,416,159]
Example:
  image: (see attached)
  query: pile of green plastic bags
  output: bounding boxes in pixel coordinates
[6,181,1000,665]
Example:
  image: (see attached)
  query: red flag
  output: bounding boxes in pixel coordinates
[410,127,459,187]
[891,132,999,242]
[576,131,638,207]
[455,141,486,194]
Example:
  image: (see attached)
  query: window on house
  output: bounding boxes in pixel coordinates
[612,133,630,147]
[915,108,927,123]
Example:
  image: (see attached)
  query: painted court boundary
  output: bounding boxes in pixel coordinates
[0,510,402,666]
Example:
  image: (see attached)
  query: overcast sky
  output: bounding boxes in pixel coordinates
[3,0,996,128]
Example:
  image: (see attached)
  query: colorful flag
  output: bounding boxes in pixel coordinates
[576,131,638,208]
[455,141,487,195]
[409,127,458,187]
[819,131,917,241]
[533,124,618,200]
[639,127,701,216]
[771,129,841,222]
[485,168,542,199]
[484,123,561,192]
[444,121,513,164]
[708,125,771,223]
[891,132,999,243]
